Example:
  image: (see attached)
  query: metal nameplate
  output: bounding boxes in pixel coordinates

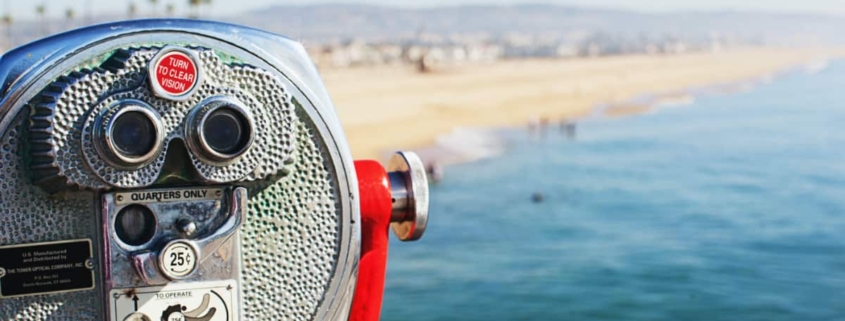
[110,280,238,321]
[0,239,95,299]
[115,187,224,205]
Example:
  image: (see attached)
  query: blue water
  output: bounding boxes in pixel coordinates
[381,60,845,320]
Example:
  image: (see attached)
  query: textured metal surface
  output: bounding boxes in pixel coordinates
[240,113,341,320]
[0,114,104,320]
[0,20,359,321]
[30,46,296,189]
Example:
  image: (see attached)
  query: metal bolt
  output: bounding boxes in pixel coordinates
[177,220,198,236]
[0,267,6,278]
[117,195,124,202]
[85,258,94,269]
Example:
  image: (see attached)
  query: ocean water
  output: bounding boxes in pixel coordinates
[381,60,845,321]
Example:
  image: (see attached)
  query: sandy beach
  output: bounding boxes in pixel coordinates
[321,48,845,161]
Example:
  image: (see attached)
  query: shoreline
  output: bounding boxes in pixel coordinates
[396,78,754,168]
[322,48,845,163]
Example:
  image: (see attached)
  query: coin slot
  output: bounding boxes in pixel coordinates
[114,205,157,247]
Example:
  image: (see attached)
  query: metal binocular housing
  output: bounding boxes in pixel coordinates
[0,19,429,321]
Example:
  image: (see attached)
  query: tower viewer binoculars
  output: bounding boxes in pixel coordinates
[0,19,429,321]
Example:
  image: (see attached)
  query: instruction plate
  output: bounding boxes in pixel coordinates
[110,280,238,321]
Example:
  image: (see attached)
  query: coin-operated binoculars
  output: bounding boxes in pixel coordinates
[0,20,428,321]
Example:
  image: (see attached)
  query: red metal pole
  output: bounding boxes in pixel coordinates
[350,160,393,321]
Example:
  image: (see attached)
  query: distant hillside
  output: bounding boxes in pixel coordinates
[225,4,845,45]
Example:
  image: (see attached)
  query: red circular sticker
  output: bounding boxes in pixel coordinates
[153,51,198,96]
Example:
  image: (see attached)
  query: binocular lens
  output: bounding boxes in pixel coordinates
[187,99,255,165]
[203,107,251,155]
[112,111,157,157]
[114,205,157,246]
[95,101,163,169]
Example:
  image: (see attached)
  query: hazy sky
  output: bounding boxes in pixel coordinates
[5,0,843,20]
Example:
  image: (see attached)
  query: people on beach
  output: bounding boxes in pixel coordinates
[561,121,577,138]
[530,115,577,139]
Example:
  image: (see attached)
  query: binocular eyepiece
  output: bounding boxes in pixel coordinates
[0,19,429,321]
[93,95,255,169]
